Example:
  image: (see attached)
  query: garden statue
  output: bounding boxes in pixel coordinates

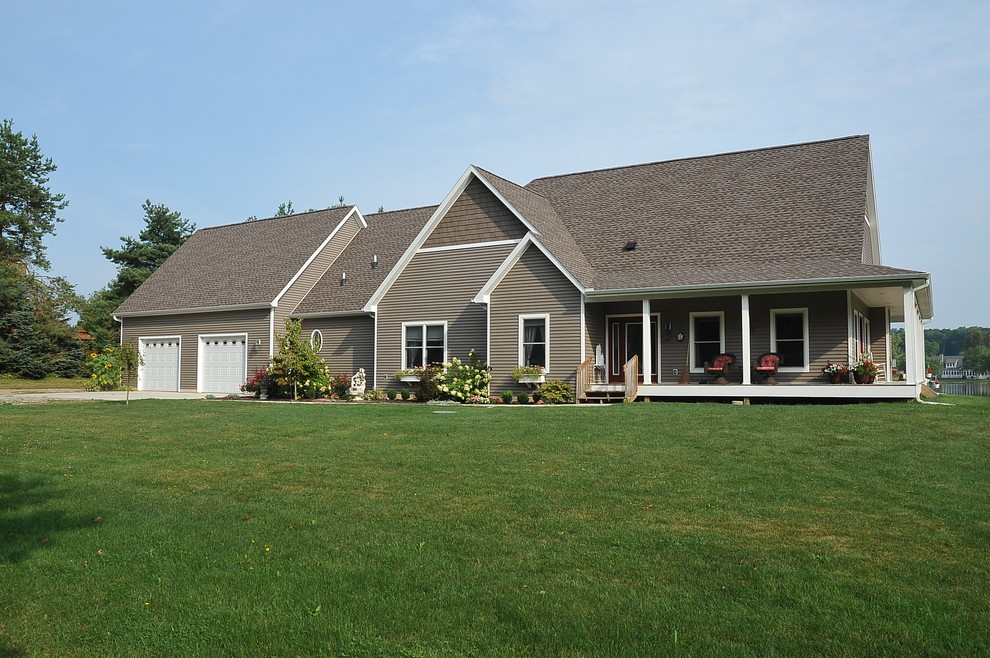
[349,367,367,400]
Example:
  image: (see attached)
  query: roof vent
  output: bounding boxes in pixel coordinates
[623,241,637,252]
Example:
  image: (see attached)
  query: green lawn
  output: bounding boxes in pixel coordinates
[0,376,89,391]
[1,398,988,656]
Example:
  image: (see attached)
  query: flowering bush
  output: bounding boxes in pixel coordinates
[822,362,849,376]
[512,364,545,382]
[85,347,122,391]
[437,350,491,402]
[329,373,352,400]
[241,368,270,395]
[464,395,490,404]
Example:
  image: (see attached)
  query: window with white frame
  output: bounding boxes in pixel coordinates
[690,312,724,371]
[310,330,323,352]
[518,314,549,370]
[403,323,446,368]
[771,308,808,370]
[853,310,870,356]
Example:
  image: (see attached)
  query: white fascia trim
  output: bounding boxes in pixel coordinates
[364,166,535,312]
[866,148,882,264]
[472,234,585,304]
[272,206,366,307]
[587,274,932,301]
[114,302,274,318]
[418,238,520,254]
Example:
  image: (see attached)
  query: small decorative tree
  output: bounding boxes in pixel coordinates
[116,343,143,405]
[268,319,329,399]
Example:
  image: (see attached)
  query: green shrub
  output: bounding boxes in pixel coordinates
[364,388,388,401]
[414,364,444,401]
[500,390,514,404]
[515,391,529,404]
[400,388,412,401]
[387,389,397,401]
[537,379,575,404]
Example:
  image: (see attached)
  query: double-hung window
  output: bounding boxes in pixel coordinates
[518,314,549,370]
[771,308,808,371]
[690,312,724,371]
[403,322,446,368]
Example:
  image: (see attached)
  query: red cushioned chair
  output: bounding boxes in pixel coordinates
[754,352,781,385]
[705,353,735,384]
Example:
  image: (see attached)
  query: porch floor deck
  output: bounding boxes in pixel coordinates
[631,381,919,401]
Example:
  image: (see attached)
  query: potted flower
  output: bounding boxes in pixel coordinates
[852,353,878,384]
[394,367,421,383]
[821,361,848,384]
[513,364,545,385]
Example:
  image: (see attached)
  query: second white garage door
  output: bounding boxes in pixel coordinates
[199,335,247,393]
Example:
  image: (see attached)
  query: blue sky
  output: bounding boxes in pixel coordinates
[5,0,987,328]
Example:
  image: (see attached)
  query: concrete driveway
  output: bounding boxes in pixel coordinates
[0,389,212,404]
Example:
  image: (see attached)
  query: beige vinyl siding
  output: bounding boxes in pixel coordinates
[277,214,362,328]
[750,291,848,383]
[489,246,583,392]
[121,308,271,391]
[301,315,374,377]
[643,297,740,383]
[423,178,527,249]
[377,244,514,389]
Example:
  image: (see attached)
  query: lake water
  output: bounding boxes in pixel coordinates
[939,381,990,397]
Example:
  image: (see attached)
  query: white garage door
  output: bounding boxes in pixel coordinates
[139,338,180,391]
[200,335,247,393]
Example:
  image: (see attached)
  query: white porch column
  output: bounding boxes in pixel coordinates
[741,294,752,385]
[642,299,653,384]
[902,286,919,384]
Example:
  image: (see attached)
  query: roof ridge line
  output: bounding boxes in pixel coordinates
[526,135,869,185]
[200,205,357,232]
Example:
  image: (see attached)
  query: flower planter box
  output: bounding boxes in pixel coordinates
[397,375,421,383]
[517,375,545,386]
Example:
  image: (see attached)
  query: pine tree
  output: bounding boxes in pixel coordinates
[0,119,68,270]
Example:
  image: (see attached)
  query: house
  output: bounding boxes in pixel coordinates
[114,136,934,401]
[940,355,987,380]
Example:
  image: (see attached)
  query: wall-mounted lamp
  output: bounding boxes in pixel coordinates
[676,332,684,342]
[372,254,378,268]
[340,272,347,286]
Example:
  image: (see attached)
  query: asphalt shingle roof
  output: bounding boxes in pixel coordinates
[115,207,356,313]
[292,205,437,314]
[118,136,927,317]
[523,135,919,289]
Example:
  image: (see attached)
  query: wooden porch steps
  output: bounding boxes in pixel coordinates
[578,389,627,404]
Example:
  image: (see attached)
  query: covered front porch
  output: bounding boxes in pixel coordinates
[576,277,931,403]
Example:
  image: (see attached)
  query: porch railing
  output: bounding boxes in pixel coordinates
[577,357,594,400]
[623,355,639,403]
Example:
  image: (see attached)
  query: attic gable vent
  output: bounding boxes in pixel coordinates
[623,241,637,252]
